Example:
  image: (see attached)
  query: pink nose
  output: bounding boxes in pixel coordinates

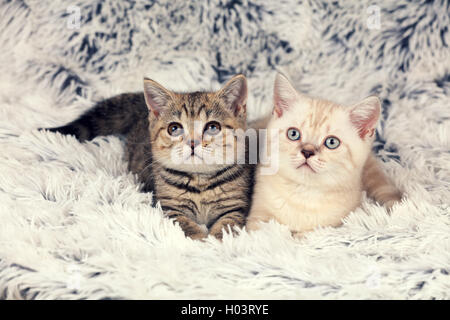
[187,139,200,150]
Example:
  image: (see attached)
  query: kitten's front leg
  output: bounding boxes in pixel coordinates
[166,211,207,240]
[208,211,246,240]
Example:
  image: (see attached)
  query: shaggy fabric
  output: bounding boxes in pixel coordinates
[0,0,449,299]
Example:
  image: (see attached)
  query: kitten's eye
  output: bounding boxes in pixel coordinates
[167,122,184,136]
[287,128,301,141]
[204,121,221,135]
[324,136,340,149]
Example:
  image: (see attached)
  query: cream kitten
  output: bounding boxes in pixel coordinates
[247,73,402,234]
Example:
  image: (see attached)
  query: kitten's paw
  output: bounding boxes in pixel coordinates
[382,192,403,212]
[291,230,305,239]
[209,227,239,241]
[245,218,263,231]
[187,231,208,241]
[185,223,208,241]
[209,229,225,241]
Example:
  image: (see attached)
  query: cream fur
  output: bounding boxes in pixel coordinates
[248,74,380,234]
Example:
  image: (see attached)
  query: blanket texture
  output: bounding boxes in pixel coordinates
[0,0,449,299]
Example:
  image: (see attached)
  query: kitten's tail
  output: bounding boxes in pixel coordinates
[363,154,403,210]
[42,93,147,142]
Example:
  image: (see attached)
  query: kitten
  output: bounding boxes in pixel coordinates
[45,75,255,240]
[247,73,402,234]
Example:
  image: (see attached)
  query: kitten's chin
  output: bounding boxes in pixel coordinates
[296,163,317,173]
[277,165,324,185]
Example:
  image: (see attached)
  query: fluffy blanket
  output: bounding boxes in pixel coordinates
[0,0,449,299]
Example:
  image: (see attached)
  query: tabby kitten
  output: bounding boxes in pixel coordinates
[247,73,402,234]
[46,75,254,240]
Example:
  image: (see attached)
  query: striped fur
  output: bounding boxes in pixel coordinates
[45,75,254,240]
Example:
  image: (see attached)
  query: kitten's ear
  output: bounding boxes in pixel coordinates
[143,78,175,117]
[273,73,298,117]
[349,96,381,139]
[217,74,247,116]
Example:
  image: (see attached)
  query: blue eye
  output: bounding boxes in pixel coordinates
[204,121,221,135]
[287,128,301,141]
[324,136,340,149]
[167,122,184,136]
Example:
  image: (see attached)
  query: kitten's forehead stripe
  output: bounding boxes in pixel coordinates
[308,100,332,131]
[197,104,206,117]
[181,103,188,117]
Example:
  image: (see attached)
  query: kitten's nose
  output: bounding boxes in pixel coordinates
[301,149,315,159]
[187,139,201,149]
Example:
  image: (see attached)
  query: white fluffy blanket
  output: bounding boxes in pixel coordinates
[0,0,449,299]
